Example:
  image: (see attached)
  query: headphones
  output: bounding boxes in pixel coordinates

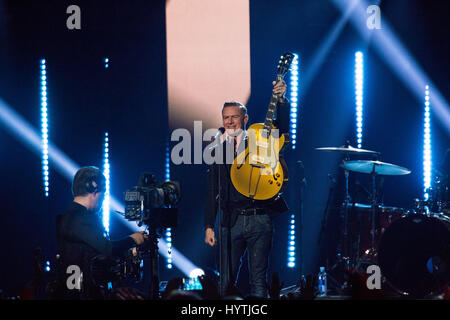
[72,167,107,197]
[85,172,106,194]
[85,178,99,194]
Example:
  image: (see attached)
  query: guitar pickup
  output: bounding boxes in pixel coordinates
[250,155,267,164]
[256,140,268,148]
[250,155,277,169]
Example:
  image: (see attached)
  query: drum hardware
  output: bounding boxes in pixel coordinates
[341,150,352,262]
[425,171,449,215]
[316,143,449,297]
[315,142,376,267]
[340,160,411,263]
[317,144,412,272]
[315,143,387,295]
[346,203,406,266]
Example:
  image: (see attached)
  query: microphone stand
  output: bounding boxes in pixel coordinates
[217,132,241,296]
[218,136,236,297]
[221,138,235,297]
[209,128,225,297]
[217,160,223,297]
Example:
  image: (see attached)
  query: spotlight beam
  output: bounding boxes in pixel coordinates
[0,97,199,276]
[302,0,359,93]
[330,0,450,134]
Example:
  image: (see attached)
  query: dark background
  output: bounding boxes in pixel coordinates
[0,0,448,296]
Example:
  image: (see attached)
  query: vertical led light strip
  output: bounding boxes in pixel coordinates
[355,51,364,149]
[289,54,299,150]
[40,59,49,197]
[103,132,110,234]
[104,57,109,69]
[423,85,432,200]
[286,54,299,268]
[165,141,172,269]
[287,213,296,268]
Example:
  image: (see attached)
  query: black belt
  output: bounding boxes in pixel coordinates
[236,208,266,216]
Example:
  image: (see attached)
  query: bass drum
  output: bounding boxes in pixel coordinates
[378,214,450,298]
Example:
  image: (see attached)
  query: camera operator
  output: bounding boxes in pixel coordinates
[55,166,147,299]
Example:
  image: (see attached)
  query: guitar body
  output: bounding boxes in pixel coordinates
[229,52,294,201]
[230,123,287,200]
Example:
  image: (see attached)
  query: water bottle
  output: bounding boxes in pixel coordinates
[318,266,327,297]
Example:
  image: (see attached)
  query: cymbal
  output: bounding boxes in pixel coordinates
[315,145,379,155]
[341,160,411,175]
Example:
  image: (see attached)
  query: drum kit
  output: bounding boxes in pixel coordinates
[316,143,450,298]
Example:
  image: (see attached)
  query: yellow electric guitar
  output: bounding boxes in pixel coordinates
[230,53,294,200]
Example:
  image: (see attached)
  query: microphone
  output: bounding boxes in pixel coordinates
[214,127,225,139]
[208,127,225,150]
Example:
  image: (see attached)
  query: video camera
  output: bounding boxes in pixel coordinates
[124,173,180,229]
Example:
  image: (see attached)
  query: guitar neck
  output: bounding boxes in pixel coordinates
[263,74,283,132]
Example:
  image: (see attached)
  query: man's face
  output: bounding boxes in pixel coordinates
[222,106,248,136]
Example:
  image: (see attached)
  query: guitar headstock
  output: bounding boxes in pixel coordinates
[276,52,294,79]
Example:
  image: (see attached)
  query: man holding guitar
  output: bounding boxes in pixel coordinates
[204,74,291,298]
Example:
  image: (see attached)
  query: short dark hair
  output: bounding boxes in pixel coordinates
[72,166,106,197]
[222,101,247,117]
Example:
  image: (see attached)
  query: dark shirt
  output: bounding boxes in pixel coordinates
[204,99,291,229]
[55,202,135,297]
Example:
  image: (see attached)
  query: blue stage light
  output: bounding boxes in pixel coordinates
[355,51,364,148]
[102,132,110,234]
[287,210,296,268]
[40,59,49,197]
[423,86,432,200]
[289,54,299,150]
[165,141,172,269]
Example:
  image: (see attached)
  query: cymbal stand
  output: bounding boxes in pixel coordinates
[341,153,352,266]
[368,165,378,260]
[328,152,352,294]
[340,141,354,265]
